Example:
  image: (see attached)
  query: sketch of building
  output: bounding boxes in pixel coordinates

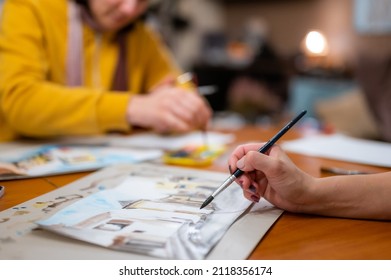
[37,164,251,259]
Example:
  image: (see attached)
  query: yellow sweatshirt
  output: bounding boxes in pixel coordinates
[0,0,182,142]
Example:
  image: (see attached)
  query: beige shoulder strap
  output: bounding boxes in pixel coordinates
[67,1,84,86]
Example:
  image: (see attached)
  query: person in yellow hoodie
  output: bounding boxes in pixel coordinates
[0,0,212,142]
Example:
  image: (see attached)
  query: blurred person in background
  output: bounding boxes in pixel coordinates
[0,0,211,142]
[227,41,288,124]
[355,55,391,143]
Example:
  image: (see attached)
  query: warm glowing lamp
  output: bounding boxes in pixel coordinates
[303,30,328,56]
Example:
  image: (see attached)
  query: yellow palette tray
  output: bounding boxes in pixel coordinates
[163,145,225,167]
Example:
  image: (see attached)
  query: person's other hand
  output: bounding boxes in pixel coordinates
[126,84,212,134]
[228,143,315,212]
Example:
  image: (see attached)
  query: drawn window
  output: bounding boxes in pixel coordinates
[94,219,133,231]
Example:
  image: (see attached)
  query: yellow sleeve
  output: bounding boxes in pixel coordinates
[0,0,130,138]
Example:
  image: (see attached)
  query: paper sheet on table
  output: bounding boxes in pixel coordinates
[0,144,162,180]
[108,131,235,150]
[282,134,391,167]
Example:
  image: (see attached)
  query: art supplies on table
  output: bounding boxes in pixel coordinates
[0,131,235,180]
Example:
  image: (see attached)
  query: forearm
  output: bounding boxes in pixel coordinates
[306,172,391,220]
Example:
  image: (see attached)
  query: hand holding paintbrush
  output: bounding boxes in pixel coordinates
[127,73,212,134]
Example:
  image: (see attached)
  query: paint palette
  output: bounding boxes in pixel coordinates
[163,145,224,167]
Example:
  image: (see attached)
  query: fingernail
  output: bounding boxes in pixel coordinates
[238,180,244,187]
[237,158,244,169]
[249,185,256,193]
[251,195,260,203]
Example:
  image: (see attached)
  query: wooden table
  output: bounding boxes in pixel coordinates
[1,126,391,259]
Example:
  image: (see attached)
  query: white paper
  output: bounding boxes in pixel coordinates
[108,131,235,150]
[0,144,162,180]
[282,134,391,167]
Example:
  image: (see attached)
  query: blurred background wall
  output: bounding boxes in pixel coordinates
[152,0,391,140]
[223,0,391,69]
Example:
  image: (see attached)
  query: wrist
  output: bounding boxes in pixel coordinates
[302,176,342,216]
[295,175,323,214]
[126,95,148,127]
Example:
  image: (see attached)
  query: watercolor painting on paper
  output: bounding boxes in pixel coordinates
[0,144,162,180]
[37,165,251,259]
